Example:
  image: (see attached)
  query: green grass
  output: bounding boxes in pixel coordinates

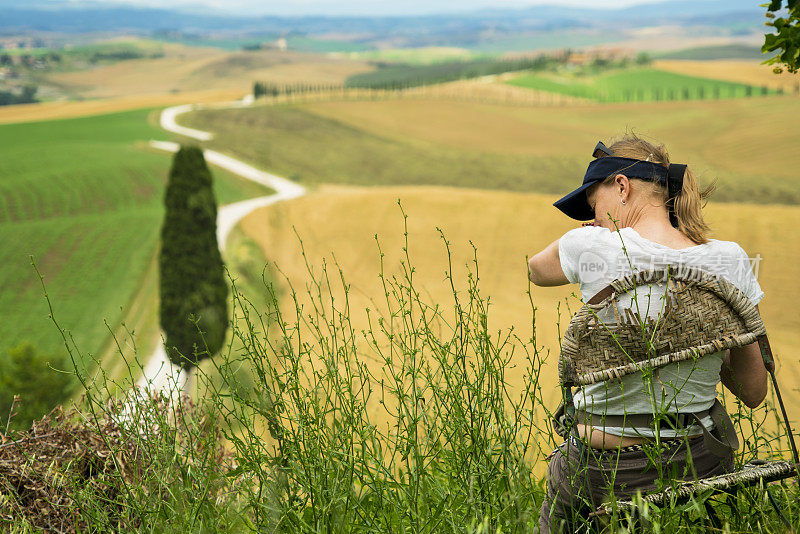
[0,108,273,365]
[506,67,774,102]
[1,210,160,361]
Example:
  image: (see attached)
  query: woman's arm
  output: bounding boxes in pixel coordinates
[528,239,569,287]
[720,340,768,409]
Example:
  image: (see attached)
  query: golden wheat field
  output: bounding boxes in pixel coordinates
[237,185,800,449]
[300,96,800,183]
[653,59,800,92]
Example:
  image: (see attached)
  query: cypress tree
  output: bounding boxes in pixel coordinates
[159,146,228,371]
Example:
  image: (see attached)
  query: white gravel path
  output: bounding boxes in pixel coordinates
[137,99,305,392]
[159,104,214,141]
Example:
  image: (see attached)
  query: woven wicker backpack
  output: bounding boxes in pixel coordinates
[557,266,799,525]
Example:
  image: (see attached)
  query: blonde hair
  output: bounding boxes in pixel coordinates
[603,133,714,244]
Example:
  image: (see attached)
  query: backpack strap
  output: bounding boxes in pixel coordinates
[586,284,614,305]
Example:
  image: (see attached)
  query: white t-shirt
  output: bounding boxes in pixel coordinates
[558,226,764,437]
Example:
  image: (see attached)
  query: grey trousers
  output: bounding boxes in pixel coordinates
[538,434,734,533]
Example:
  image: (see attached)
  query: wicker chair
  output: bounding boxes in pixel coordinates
[556,266,799,528]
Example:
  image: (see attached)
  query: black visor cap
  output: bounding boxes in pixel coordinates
[552,181,597,221]
[553,156,669,221]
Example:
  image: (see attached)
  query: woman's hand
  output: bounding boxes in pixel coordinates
[528,239,569,287]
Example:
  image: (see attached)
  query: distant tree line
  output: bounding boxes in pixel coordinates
[253,81,345,98]
[251,79,793,104]
[588,83,783,103]
[0,46,163,71]
[253,81,279,97]
[0,53,61,70]
[0,52,61,67]
[88,49,145,62]
[344,54,559,90]
[87,49,163,63]
[0,85,38,106]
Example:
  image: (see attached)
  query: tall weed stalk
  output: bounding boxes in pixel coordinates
[202,207,547,532]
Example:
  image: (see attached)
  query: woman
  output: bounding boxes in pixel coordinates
[528,134,768,533]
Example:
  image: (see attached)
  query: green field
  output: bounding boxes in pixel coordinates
[0,108,273,366]
[506,67,773,102]
[345,55,552,89]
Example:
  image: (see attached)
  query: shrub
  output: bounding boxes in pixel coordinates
[0,85,38,107]
[0,342,74,432]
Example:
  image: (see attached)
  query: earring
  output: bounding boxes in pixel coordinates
[621,199,626,205]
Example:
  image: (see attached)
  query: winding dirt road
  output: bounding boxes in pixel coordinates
[139,99,305,391]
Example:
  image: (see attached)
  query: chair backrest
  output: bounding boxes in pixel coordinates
[559,267,767,387]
